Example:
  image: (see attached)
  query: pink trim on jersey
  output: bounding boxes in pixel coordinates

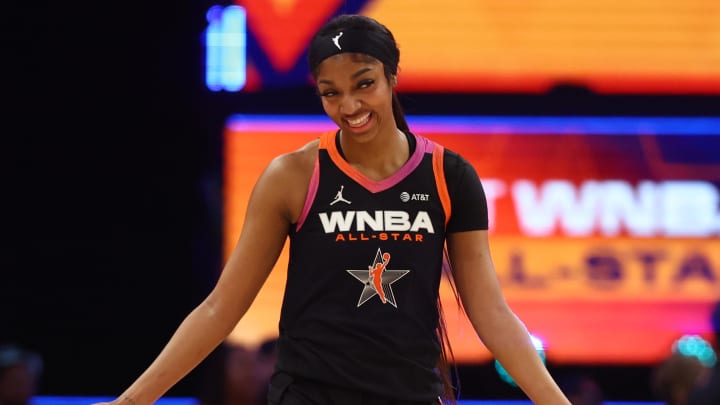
[326,132,434,193]
[422,136,435,153]
[295,157,320,231]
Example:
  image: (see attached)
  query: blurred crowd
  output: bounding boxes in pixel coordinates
[0,344,43,405]
[650,301,720,405]
[196,337,279,405]
[2,301,718,405]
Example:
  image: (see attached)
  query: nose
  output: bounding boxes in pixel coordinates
[339,94,361,115]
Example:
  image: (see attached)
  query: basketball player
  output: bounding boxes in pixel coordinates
[94,14,572,405]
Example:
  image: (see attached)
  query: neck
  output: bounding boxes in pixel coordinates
[339,127,410,181]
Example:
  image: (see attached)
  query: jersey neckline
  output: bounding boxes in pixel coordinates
[321,130,431,194]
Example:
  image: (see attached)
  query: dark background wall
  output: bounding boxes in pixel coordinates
[6,0,211,397]
[5,0,719,401]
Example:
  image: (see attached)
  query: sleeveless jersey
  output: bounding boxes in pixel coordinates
[275,130,472,402]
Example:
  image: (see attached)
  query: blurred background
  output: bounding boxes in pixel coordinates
[5,1,720,404]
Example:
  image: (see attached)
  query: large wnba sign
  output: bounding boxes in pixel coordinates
[488,179,719,237]
[222,115,720,364]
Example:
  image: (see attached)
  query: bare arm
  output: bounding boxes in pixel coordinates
[446,230,570,405]
[105,152,307,405]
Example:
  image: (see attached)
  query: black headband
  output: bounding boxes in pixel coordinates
[308,27,398,74]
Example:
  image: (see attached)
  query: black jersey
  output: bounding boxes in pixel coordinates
[275,130,488,401]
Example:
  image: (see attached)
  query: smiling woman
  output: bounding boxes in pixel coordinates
[93,14,570,405]
[308,17,407,153]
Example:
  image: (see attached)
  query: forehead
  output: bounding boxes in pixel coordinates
[315,53,382,81]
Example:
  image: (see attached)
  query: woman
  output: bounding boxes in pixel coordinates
[97,14,571,405]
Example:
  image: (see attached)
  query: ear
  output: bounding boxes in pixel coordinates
[391,75,398,87]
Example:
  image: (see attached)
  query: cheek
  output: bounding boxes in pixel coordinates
[376,92,395,116]
[370,85,393,108]
[321,99,336,116]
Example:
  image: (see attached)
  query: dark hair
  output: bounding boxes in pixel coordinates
[307,14,409,133]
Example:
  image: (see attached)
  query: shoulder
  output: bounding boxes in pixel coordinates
[414,133,467,167]
[439,146,467,164]
[439,147,476,180]
[265,138,319,176]
[258,138,320,222]
[409,133,474,178]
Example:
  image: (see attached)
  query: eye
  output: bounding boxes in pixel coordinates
[319,89,337,98]
[358,79,374,89]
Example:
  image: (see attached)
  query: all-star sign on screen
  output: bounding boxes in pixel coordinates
[222,115,720,365]
[205,0,720,94]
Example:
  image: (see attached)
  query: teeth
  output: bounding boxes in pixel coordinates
[347,113,370,127]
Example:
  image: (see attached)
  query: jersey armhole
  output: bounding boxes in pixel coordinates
[432,144,452,227]
[295,143,325,232]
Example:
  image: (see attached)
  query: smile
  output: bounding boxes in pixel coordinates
[347,113,371,127]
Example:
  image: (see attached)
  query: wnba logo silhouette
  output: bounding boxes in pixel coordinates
[346,248,410,308]
[332,32,343,49]
[369,252,391,303]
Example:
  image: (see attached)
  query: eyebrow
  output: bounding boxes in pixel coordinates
[317,67,373,85]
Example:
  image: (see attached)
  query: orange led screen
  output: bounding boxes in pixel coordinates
[239,0,720,94]
[222,115,720,364]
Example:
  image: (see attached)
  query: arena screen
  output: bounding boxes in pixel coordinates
[222,114,720,365]
[206,1,720,94]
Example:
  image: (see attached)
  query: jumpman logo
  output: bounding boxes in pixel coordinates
[330,185,351,205]
[332,32,343,50]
